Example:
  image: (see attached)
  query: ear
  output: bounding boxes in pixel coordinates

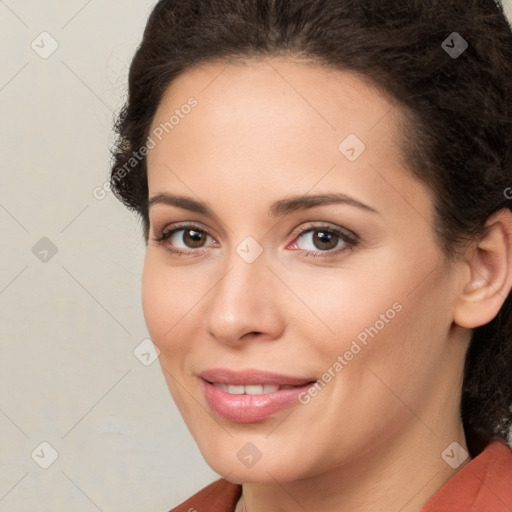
[453,208,512,329]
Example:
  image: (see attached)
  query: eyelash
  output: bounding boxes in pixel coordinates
[152,221,359,260]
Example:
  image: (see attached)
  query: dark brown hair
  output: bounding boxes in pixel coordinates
[110,0,512,454]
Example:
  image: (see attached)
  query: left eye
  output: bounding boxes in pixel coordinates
[293,228,347,252]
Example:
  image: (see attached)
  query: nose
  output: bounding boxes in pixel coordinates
[205,246,285,346]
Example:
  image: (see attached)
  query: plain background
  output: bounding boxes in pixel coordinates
[1,1,512,511]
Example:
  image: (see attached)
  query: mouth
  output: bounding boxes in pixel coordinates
[198,368,318,423]
[199,367,316,387]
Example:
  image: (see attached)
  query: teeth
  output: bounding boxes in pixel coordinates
[212,383,282,394]
[228,384,245,394]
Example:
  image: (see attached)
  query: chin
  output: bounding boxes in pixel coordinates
[197,443,313,484]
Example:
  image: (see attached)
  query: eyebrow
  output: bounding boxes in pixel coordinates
[147,192,380,218]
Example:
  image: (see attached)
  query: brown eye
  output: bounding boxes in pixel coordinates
[311,230,339,251]
[155,226,215,252]
[290,224,359,259]
[182,229,207,248]
[296,229,344,252]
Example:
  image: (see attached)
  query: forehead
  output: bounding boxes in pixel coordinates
[148,57,402,175]
[150,57,399,140]
[146,57,432,225]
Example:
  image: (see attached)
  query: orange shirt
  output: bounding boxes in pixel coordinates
[169,438,512,512]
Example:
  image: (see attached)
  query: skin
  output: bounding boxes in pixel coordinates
[141,57,512,512]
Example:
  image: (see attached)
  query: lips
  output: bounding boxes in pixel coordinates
[199,368,317,422]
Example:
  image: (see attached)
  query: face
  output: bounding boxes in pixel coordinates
[142,58,467,483]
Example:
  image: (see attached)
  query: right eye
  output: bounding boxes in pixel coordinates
[152,223,218,256]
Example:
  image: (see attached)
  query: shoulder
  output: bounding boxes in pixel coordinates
[168,478,242,512]
[421,438,512,511]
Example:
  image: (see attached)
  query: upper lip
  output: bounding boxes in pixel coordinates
[199,368,316,386]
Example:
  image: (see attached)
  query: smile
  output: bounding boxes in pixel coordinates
[210,383,301,394]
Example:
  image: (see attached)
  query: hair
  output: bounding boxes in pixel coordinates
[110,0,512,454]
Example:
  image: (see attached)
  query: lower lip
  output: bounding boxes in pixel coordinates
[201,379,316,423]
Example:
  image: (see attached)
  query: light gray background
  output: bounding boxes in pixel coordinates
[1,2,218,511]
[1,1,512,511]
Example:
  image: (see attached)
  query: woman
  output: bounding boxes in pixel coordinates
[110,1,512,510]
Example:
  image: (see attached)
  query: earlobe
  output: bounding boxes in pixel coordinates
[454,208,512,329]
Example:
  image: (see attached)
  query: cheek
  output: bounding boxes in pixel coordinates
[141,252,189,350]
[141,254,198,409]
[141,255,166,342]
[141,251,219,378]
[283,258,406,353]
[297,251,449,388]
[339,277,452,419]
